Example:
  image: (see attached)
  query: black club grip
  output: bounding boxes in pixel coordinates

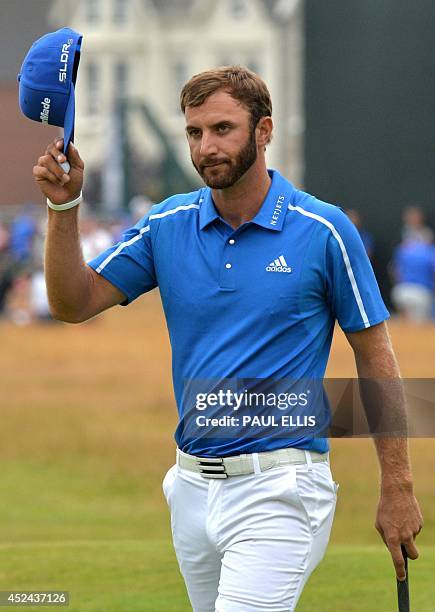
[396,545,409,612]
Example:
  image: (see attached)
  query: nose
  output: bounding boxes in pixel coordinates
[199,132,218,157]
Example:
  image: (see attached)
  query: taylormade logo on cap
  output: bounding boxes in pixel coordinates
[40,98,51,123]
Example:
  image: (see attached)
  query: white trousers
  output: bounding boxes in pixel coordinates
[391,282,433,322]
[162,455,338,611]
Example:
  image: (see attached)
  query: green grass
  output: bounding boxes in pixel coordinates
[1,539,434,611]
[298,546,435,611]
[1,307,434,610]
[1,460,434,611]
[0,540,186,611]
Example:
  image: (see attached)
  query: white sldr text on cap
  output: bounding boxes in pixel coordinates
[40,98,51,123]
[59,39,73,83]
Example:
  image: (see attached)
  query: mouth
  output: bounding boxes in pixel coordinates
[203,161,227,169]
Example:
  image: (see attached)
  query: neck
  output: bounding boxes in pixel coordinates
[211,162,271,229]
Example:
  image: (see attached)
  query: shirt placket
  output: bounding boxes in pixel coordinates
[218,233,238,291]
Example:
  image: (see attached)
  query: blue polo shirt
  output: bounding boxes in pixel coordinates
[393,240,435,290]
[89,170,389,456]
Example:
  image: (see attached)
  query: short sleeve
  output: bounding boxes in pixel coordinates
[87,213,157,304]
[325,211,389,332]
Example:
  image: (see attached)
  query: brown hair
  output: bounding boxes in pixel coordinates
[180,65,272,132]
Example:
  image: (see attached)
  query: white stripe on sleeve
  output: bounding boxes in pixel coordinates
[95,203,200,274]
[288,204,370,328]
[96,225,150,273]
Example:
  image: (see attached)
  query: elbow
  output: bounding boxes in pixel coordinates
[49,303,89,324]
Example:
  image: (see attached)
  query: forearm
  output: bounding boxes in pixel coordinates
[36,140,123,322]
[373,438,413,492]
[45,206,92,322]
[347,323,422,575]
[354,341,413,488]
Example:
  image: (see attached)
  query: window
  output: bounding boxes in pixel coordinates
[230,0,248,20]
[219,57,261,75]
[114,62,129,101]
[113,0,131,24]
[85,0,101,24]
[86,62,100,115]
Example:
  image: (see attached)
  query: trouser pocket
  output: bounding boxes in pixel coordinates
[295,463,338,535]
[162,464,177,506]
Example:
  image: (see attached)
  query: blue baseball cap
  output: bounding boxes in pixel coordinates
[18,27,83,154]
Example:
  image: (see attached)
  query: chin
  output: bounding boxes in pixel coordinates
[203,176,237,189]
[201,168,234,189]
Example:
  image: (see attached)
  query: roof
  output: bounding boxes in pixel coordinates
[0,0,52,83]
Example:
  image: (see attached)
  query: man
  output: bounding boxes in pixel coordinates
[33,66,422,611]
[391,237,434,323]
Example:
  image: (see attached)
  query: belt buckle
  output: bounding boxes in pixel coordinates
[197,456,228,479]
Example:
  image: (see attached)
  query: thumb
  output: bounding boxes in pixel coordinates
[66,142,84,170]
[404,539,419,561]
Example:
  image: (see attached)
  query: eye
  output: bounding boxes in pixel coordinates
[216,124,231,134]
[187,128,201,138]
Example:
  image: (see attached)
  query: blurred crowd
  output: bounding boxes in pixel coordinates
[0,201,434,325]
[390,207,434,323]
[347,206,434,324]
[0,196,152,325]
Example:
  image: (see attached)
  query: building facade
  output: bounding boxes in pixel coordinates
[0,0,58,209]
[49,0,304,202]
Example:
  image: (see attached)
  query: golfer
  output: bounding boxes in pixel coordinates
[33,66,422,611]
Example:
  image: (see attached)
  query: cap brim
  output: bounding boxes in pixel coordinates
[63,82,75,154]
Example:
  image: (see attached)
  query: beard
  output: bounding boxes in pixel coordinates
[191,129,258,189]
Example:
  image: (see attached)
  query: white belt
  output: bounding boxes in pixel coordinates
[177,447,329,479]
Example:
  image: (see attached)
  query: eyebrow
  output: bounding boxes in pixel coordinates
[185,120,236,131]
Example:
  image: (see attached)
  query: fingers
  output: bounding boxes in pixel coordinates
[46,138,84,171]
[403,537,419,560]
[33,163,69,186]
[35,154,70,186]
[46,137,63,157]
[66,142,85,169]
[389,540,407,581]
[382,533,419,581]
[377,523,407,580]
[34,138,84,202]
[46,138,68,171]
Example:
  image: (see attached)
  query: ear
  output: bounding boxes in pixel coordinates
[256,117,273,147]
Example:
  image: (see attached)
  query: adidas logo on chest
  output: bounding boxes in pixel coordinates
[266,255,292,273]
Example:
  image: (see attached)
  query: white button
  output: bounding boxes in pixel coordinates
[225,263,232,269]
[229,239,235,245]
